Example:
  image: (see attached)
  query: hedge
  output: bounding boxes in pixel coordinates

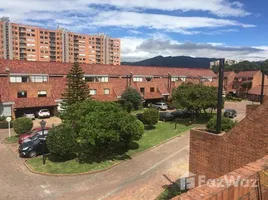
[0,121,13,129]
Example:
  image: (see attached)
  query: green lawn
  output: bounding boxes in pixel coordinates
[5,135,18,144]
[27,122,192,174]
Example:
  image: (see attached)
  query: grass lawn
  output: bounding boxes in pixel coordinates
[27,122,192,174]
[5,135,18,143]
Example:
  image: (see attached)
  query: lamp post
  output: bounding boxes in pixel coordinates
[39,120,46,165]
[216,59,225,134]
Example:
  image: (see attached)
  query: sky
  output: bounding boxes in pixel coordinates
[1,0,268,62]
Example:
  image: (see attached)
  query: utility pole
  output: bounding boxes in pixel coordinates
[216,59,225,134]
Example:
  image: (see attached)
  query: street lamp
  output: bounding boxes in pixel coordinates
[39,120,46,165]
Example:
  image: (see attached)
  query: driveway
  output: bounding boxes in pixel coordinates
[224,100,256,122]
[32,117,62,128]
[0,128,190,200]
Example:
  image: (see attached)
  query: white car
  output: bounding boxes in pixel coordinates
[152,102,168,110]
[37,109,50,118]
[23,113,35,120]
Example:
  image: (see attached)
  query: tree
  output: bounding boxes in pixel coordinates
[121,87,143,110]
[206,116,236,132]
[118,115,144,147]
[142,108,159,127]
[61,62,89,110]
[13,117,33,134]
[46,124,77,159]
[241,81,252,94]
[172,83,220,118]
[62,100,144,158]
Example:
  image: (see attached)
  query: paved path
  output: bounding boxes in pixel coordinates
[224,100,254,122]
[0,129,190,200]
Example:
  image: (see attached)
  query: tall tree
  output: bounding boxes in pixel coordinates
[121,87,143,110]
[61,62,89,110]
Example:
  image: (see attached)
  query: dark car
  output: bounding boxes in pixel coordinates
[18,134,49,158]
[224,109,237,118]
[18,127,50,144]
[159,112,175,121]
[171,109,192,119]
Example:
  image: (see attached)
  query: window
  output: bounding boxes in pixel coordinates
[100,76,108,82]
[180,76,187,82]
[145,77,152,82]
[89,89,96,95]
[10,76,28,83]
[17,91,27,98]
[133,77,143,82]
[140,87,145,93]
[104,89,110,95]
[38,90,47,97]
[31,75,48,82]
[171,77,179,82]
[150,87,155,92]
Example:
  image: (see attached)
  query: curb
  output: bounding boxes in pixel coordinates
[22,126,198,177]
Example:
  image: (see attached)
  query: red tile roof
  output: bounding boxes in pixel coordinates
[157,84,169,95]
[0,59,216,77]
[14,97,57,108]
[143,92,164,99]
[236,70,259,78]
[92,94,118,102]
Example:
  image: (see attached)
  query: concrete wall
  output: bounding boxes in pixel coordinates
[189,99,268,180]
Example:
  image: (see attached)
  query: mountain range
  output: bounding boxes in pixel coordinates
[121,56,219,68]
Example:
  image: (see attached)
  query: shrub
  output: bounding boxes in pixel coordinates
[0,116,6,121]
[46,124,77,159]
[142,108,159,127]
[13,117,33,134]
[121,87,142,110]
[118,114,144,147]
[0,121,13,129]
[123,101,133,113]
[206,116,236,132]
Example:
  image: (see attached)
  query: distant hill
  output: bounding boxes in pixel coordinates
[122,55,219,68]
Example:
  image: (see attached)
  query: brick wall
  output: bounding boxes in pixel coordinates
[174,155,268,200]
[189,99,268,180]
[246,104,260,116]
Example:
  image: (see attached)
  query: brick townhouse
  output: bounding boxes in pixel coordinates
[224,70,268,99]
[0,59,217,118]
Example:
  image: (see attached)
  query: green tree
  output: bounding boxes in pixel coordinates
[206,117,236,132]
[61,62,89,110]
[118,115,144,147]
[142,108,159,127]
[13,117,33,134]
[121,87,143,110]
[172,83,219,118]
[241,81,252,94]
[62,100,143,158]
[46,124,77,159]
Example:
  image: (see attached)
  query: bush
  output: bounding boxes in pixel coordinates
[13,117,33,134]
[0,116,6,121]
[121,87,142,110]
[0,121,13,129]
[123,101,133,113]
[142,108,159,127]
[46,124,77,159]
[206,116,236,132]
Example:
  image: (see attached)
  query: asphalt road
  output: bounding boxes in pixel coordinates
[0,128,190,200]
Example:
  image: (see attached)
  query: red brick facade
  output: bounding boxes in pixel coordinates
[174,155,268,200]
[0,59,217,117]
[189,100,268,180]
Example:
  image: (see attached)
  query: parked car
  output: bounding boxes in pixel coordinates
[152,102,168,110]
[18,127,50,144]
[23,112,35,120]
[171,109,193,119]
[224,109,237,118]
[37,109,51,118]
[19,134,49,158]
[159,112,175,121]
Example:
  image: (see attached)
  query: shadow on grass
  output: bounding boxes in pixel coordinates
[156,174,187,200]
[47,141,140,164]
[171,113,216,126]
[144,125,156,130]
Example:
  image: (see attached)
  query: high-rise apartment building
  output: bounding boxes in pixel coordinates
[0,17,121,65]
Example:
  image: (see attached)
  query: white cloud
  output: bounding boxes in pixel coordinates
[91,11,254,32]
[121,36,268,62]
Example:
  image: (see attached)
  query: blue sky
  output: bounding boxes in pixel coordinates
[1,0,268,61]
